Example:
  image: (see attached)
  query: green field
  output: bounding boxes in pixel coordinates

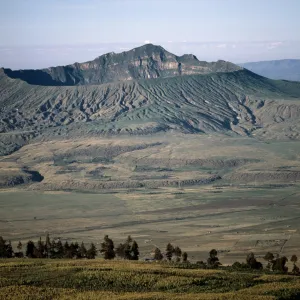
[1,259,300,300]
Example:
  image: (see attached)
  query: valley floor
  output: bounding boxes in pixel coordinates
[1,134,300,265]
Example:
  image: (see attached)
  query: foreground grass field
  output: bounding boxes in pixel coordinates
[1,259,300,300]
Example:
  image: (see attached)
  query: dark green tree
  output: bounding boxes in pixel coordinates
[263,252,275,270]
[63,241,73,258]
[207,249,220,267]
[15,241,23,258]
[272,256,288,273]
[45,233,51,258]
[79,242,87,258]
[291,255,298,265]
[86,243,97,259]
[0,236,13,258]
[174,246,182,262]
[115,243,126,259]
[246,252,263,270]
[165,243,174,261]
[36,237,46,258]
[182,252,188,263]
[26,241,36,258]
[100,235,115,260]
[131,240,139,260]
[153,247,163,261]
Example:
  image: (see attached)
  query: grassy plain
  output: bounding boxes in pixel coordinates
[1,259,300,300]
[1,134,300,264]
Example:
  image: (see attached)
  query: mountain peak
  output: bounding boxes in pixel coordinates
[3,44,242,86]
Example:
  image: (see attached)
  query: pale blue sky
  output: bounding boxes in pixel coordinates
[1,0,300,69]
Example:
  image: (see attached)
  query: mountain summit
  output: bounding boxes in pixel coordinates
[3,44,242,86]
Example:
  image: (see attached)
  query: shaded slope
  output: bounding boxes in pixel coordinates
[2,44,242,86]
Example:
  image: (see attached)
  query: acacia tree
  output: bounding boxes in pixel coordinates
[100,235,115,260]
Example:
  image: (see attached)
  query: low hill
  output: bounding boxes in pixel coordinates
[240,59,300,81]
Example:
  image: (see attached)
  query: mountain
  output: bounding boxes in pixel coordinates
[240,59,300,81]
[1,44,300,157]
[2,44,241,86]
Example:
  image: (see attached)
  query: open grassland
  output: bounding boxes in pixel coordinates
[1,183,300,265]
[1,135,300,264]
[0,259,300,300]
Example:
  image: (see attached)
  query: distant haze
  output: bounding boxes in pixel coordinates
[1,0,300,69]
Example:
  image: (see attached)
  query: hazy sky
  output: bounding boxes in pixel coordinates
[1,0,300,69]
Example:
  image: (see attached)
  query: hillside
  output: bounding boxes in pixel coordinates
[1,259,300,300]
[240,59,300,81]
[2,44,241,86]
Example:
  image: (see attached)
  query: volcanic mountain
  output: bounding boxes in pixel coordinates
[1,44,300,156]
[3,44,241,86]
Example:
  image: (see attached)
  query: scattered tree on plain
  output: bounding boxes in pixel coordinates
[153,247,163,261]
[100,235,115,260]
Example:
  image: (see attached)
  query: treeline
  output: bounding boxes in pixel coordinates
[0,235,299,274]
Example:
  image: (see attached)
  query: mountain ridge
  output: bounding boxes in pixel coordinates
[2,44,242,86]
[240,59,300,81]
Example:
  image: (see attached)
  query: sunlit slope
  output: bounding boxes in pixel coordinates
[1,69,300,139]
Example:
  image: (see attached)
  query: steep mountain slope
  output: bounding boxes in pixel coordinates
[240,59,300,81]
[1,67,300,137]
[2,44,241,86]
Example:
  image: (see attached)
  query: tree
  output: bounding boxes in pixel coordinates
[131,240,139,260]
[182,252,188,263]
[291,255,298,265]
[15,241,23,258]
[153,247,163,261]
[100,235,115,260]
[291,255,299,275]
[115,243,126,259]
[86,243,97,259]
[36,237,46,258]
[26,241,36,258]
[63,241,73,259]
[115,236,139,260]
[45,233,51,258]
[0,236,13,258]
[79,242,87,258]
[174,246,182,262]
[246,252,263,270]
[207,249,220,268]
[272,256,288,273]
[165,243,174,261]
[263,252,275,270]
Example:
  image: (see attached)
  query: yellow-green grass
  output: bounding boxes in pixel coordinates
[0,259,300,299]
